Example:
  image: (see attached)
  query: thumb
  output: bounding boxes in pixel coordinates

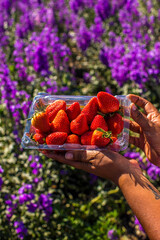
[130,103,150,131]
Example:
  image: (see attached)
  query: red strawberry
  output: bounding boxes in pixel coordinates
[106,113,124,135]
[35,128,51,135]
[81,97,98,124]
[50,109,70,134]
[33,133,46,144]
[31,112,50,133]
[66,134,80,144]
[97,92,119,114]
[90,115,108,131]
[81,131,93,145]
[46,132,68,145]
[91,128,112,147]
[35,128,42,134]
[45,100,66,123]
[66,102,81,121]
[70,113,89,135]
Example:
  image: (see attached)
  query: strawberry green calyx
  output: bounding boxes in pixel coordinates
[96,128,116,144]
[27,110,45,121]
[96,128,112,138]
[97,111,106,117]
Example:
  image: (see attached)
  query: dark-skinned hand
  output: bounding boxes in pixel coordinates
[128,94,160,166]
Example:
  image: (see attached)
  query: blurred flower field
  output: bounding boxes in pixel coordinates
[0,0,160,239]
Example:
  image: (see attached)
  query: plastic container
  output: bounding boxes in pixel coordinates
[21,92,131,152]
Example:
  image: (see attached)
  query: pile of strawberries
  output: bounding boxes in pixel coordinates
[31,92,124,148]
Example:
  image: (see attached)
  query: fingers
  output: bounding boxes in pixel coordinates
[129,136,140,147]
[41,149,101,164]
[42,151,96,173]
[127,94,158,115]
[65,150,100,162]
[129,120,141,133]
[129,136,144,151]
[124,119,141,133]
[130,103,150,131]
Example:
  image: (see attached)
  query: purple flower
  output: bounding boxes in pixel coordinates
[99,46,109,67]
[83,72,91,83]
[89,173,98,184]
[14,221,28,239]
[32,168,39,175]
[134,216,145,232]
[95,0,111,21]
[34,177,43,183]
[35,155,40,162]
[29,156,43,175]
[45,80,58,94]
[18,184,33,194]
[60,86,69,92]
[70,0,84,13]
[19,193,35,204]
[15,11,34,38]
[60,170,68,175]
[124,151,141,159]
[70,0,95,13]
[27,202,38,213]
[0,177,3,190]
[52,41,71,69]
[5,200,12,206]
[107,229,118,239]
[76,21,91,51]
[6,197,18,221]
[38,194,53,221]
[105,87,112,94]
[30,162,37,169]
[33,44,49,75]
[90,16,105,42]
[147,166,158,181]
[0,165,4,173]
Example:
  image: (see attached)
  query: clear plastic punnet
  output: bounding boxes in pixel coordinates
[21,92,131,152]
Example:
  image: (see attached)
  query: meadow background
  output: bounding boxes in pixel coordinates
[1,0,160,239]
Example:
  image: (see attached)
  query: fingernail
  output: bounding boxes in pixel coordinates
[65,152,73,160]
[132,104,137,111]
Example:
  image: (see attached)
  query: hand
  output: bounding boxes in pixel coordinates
[42,150,142,186]
[128,94,160,166]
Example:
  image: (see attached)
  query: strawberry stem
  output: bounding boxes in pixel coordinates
[26,117,32,121]
[97,111,106,117]
[96,128,112,138]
